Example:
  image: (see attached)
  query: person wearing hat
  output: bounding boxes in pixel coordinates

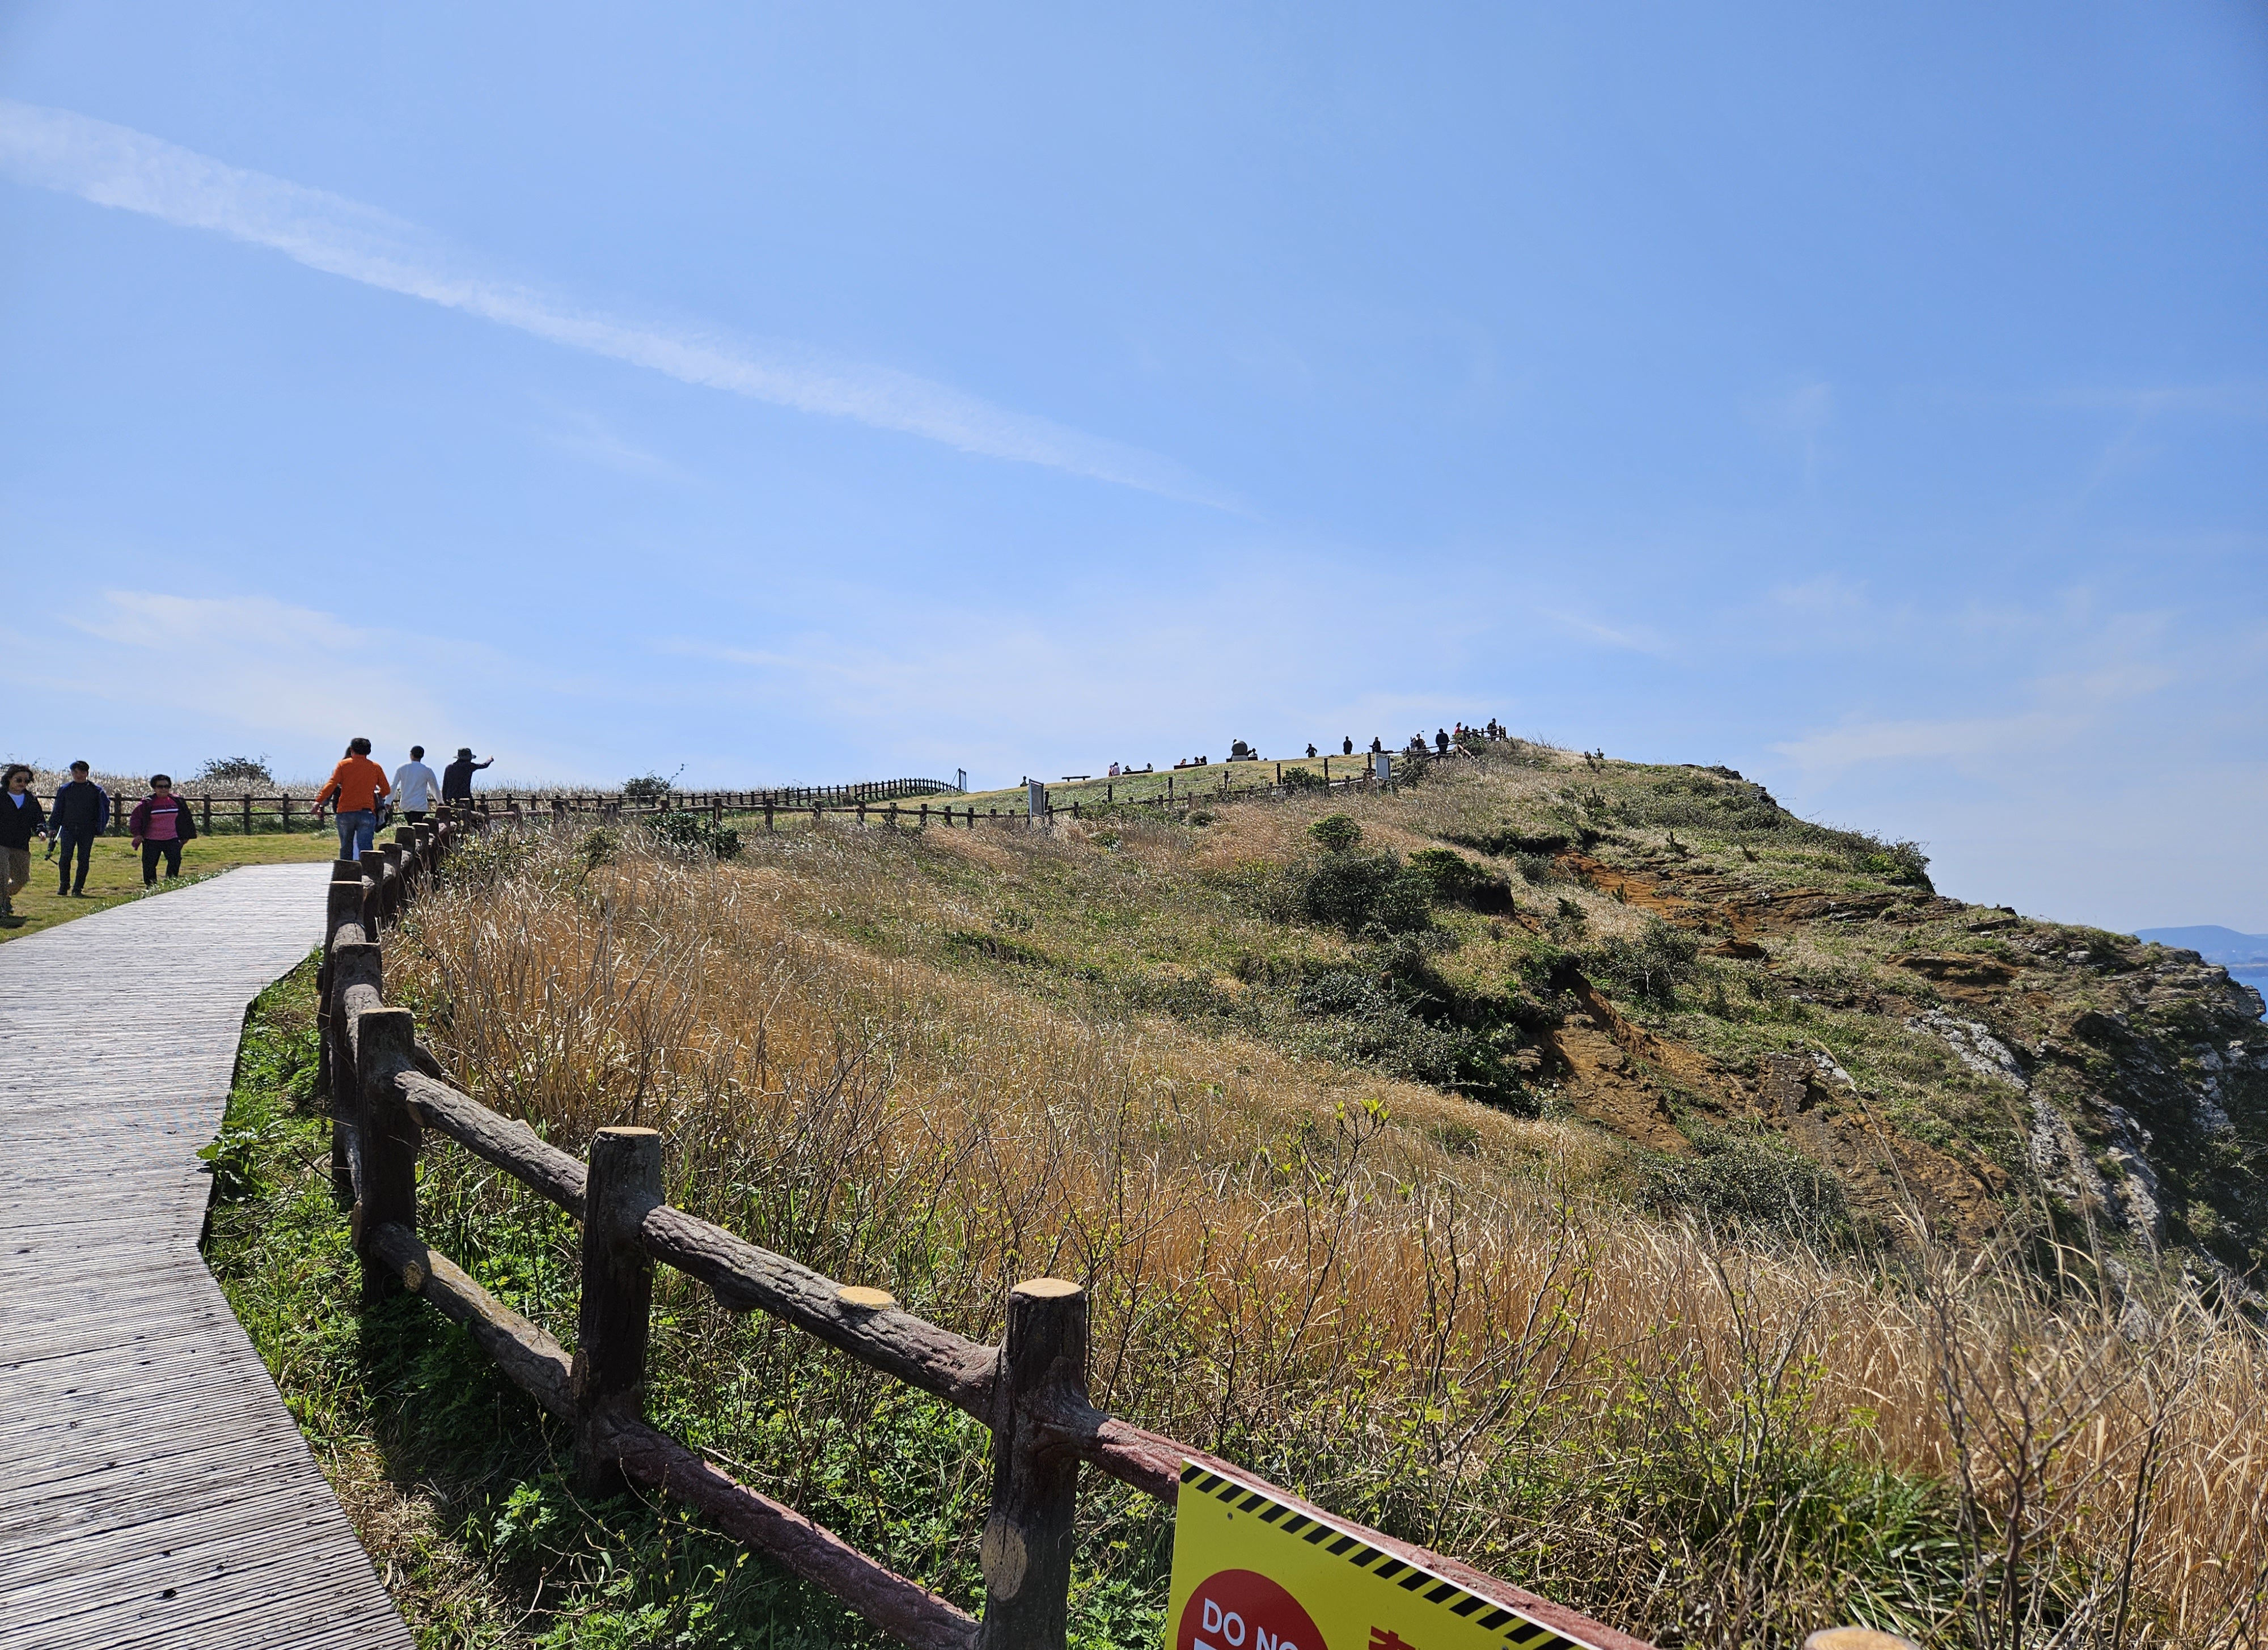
[441,747,493,806]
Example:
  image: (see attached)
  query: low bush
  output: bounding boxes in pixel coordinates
[1407,847,1514,913]
[1589,919,1700,1004]
[1290,851,1423,933]
[193,754,276,788]
[1443,826,1571,858]
[648,810,743,861]
[1308,814,1362,852]
[1645,1127,1859,1247]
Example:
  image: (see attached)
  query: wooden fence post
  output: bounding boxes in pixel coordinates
[358,848,388,926]
[355,1006,419,1306]
[978,1278,1086,1650]
[575,1126,663,1498]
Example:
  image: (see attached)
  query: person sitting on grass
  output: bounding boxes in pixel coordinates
[128,775,197,886]
[0,764,45,922]
[312,738,390,858]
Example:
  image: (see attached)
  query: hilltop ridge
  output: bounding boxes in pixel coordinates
[904,741,2268,1286]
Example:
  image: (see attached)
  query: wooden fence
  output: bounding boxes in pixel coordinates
[34,777,962,837]
[316,810,1645,1650]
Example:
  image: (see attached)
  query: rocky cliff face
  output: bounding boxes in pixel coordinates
[1428,759,2268,1288]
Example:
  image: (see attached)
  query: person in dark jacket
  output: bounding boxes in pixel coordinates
[1,763,44,920]
[442,747,493,805]
[128,775,197,886]
[48,761,108,896]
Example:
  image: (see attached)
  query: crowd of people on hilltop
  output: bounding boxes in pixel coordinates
[0,741,495,923]
[1093,720,1507,783]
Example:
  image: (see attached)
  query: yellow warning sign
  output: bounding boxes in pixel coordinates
[1163,1462,1608,1650]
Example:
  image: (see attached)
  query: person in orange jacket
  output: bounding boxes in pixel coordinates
[312,737,391,860]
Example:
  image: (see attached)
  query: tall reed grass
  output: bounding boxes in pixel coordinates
[385,826,2268,1648]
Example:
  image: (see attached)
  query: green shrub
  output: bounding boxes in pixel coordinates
[1407,847,1514,912]
[577,827,618,877]
[648,810,743,860]
[1279,766,1326,792]
[193,754,275,788]
[1645,1127,1857,1246]
[1589,919,1699,1004]
[1309,814,1362,852]
[621,770,678,804]
[1443,827,1571,858]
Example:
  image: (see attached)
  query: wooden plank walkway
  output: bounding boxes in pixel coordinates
[0,865,414,1649]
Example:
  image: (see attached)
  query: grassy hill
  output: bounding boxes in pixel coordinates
[203,739,2268,1649]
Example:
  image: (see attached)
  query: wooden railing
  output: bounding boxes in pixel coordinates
[34,778,963,837]
[315,810,1645,1650]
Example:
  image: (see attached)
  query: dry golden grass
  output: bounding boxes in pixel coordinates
[386,820,2268,1649]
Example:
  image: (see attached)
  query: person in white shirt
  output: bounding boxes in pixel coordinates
[392,746,441,822]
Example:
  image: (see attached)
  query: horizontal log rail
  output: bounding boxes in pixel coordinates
[314,803,1647,1650]
[31,776,964,835]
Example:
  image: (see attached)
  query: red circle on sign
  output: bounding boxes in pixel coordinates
[1178,1568,1327,1650]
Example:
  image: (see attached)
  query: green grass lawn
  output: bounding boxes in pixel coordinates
[2,828,343,942]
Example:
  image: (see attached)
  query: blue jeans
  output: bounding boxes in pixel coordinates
[335,810,376,859]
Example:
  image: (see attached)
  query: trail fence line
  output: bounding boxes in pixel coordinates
[29,778,962,836]
[315,808,1645,1650]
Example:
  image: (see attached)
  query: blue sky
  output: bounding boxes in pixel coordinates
[3,3,2263,934]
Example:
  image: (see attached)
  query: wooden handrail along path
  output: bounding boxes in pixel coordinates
[327,814,1649,1650]
[0,865,414,1650]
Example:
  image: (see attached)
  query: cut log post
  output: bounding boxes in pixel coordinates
[379,841,407,915]
[575,1127,663,1497]
[977,1279,1087,1650]
[357,848,387,929]
[354,1008,420,1306]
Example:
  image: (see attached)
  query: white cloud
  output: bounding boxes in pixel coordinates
[68,591,588,778]
[0,99,1226,506]
[1538,608,1668,655]
[1770,710,2079,772]
[535,405,686,481]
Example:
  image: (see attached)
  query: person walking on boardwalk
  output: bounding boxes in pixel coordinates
[392,745,440,824]
[48,760,109,897]
[1,764,45,921]
[442,747,493,807]
[313,738,390,858]
[127,773,197,886]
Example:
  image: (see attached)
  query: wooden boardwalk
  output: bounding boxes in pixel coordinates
[0,865,414,1649]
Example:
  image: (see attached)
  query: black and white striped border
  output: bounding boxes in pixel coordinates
[1179,1463,1589,1650]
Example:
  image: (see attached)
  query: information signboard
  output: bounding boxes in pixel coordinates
[1165,1462,1607,1650]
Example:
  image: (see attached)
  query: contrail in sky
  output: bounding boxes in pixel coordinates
[0,99,1225,505]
